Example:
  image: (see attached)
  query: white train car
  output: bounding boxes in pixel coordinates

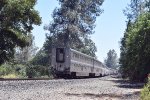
[51,47,111,78]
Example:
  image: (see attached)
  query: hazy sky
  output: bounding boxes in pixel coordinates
[32,0,130,62]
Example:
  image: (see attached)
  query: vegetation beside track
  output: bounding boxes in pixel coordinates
[0,63,52,79]
[140,75,150,100]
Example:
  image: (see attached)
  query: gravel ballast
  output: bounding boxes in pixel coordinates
[0,76,143,100]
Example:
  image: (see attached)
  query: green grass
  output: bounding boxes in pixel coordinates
[1,74,19,78]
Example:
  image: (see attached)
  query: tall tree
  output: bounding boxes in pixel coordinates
[124,0,150,21]
[120,13,150,82]
[44,0,104,57]
[14,34,38,64]
[104,49,118,69]
[0,0,41,65]
[119,20,132,77]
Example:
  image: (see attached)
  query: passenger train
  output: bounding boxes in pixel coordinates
[51,47,115,78]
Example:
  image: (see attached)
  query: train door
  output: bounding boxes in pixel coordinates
[56,48,65,63]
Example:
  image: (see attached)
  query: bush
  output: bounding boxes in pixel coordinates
[14,64,26,78]
[0,64,26,78]
[0,63,52,78]
[26,64,50,78]
[140,84,150,100]
[0,64,14,76]
[140,76,150,100]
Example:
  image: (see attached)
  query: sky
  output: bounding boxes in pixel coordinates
[32,0,130,62]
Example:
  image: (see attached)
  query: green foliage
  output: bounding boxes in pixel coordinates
[44,0,104,57]
[26,64,49,78]
[120,13,150,82]
[0,63,50,78]
[123,0,150,21]
[104,49,118,69]
[0,0,41,65]
[29,48,54,78]
[30,48,49,66]
[2,74,18,78]
[0,64,13,76]
[140,77,150,100]
[14,34,39,64]
[14,64,26,77]
[26,65,36,78]
[0,63,26,78]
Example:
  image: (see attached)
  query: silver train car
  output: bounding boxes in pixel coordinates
[51,47,113,78]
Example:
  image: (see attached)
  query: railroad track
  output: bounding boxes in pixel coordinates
[0,78,52,81]
[0,75,109,81]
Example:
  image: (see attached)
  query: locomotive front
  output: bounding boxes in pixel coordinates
[51,47,71,77]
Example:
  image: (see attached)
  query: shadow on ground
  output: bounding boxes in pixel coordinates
[65,91,140,99]
[102,75,144,89]
[113,80,144,89]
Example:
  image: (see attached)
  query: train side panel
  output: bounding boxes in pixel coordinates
[70,49,94,76]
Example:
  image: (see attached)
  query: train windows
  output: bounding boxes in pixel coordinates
[72,53,75,58]
[79,55,81,59]
[81,66,83,71]
[75,53,78,58]
[80,55,82,59]
[75,53,77,58]
[56,48,65,63]
[71,52,74,58]
[88,58,90,63]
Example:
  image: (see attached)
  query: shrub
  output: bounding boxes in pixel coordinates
[0,64,26,78]
[14,64,26,78]
[0,64,14,76]
[140,75,150,100]
[0,63,52,78]
[26,64,50,78]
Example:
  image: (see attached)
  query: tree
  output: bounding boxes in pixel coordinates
[30,48,49,66]
[124,0,150,21]
[120,13,150,82]
[119,20,132,78]
[104,49,118,69]
[44,0,104,57]
[79,37,97,57]
[0,0,41,65]
[29,48,50,77]
[14,34,39,64]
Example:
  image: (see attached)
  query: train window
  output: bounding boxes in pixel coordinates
[80,55,82,59]
[84,57,86,61]
[74,64,77,67]
[82,56,83,59]
[56,48,65,63]
[71,53,74,58]
[73,53,76,58]
[75,53,77,58]
[81,66,83,71]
